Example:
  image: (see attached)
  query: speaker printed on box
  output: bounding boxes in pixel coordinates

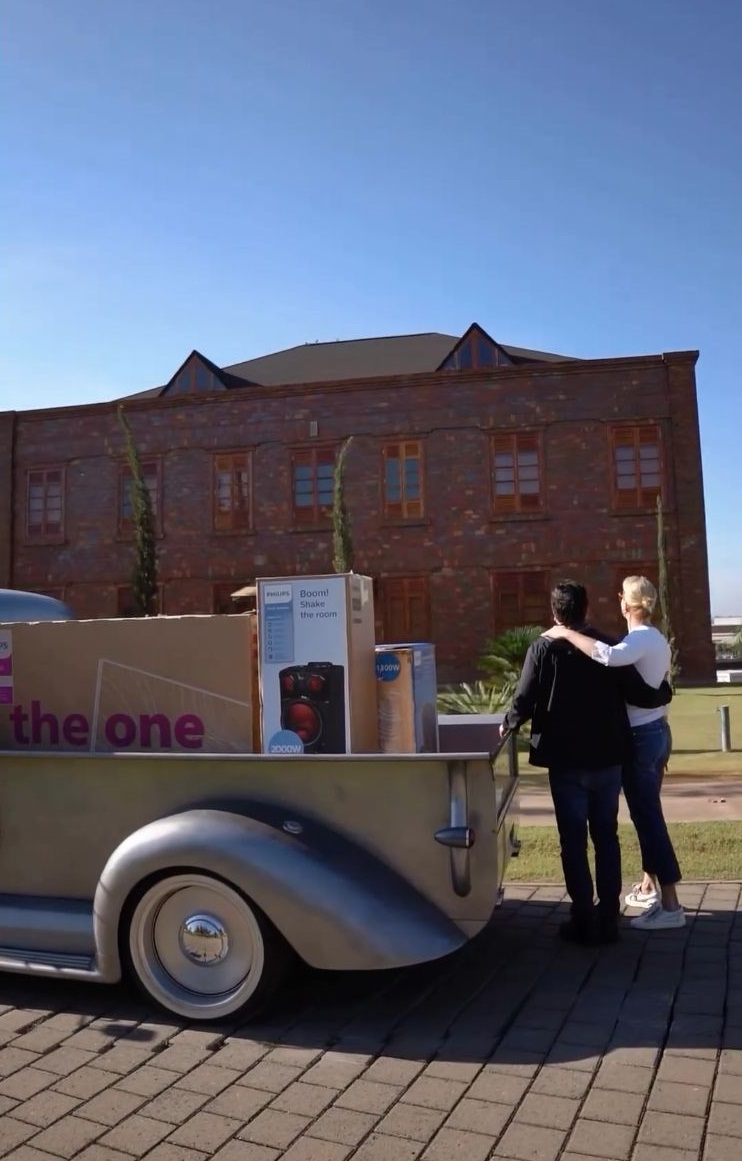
[279,663,346,754]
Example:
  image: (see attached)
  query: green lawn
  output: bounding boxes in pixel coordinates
[665,685,742,775]
[506,821,742,882]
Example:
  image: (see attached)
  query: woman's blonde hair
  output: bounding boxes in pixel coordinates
[621,575,657,619]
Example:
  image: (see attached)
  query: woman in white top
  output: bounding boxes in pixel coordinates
[543,576,684,931]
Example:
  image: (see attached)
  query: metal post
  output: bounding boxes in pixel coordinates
[718,705,731,752]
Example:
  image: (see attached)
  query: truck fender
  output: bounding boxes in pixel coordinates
[93,808,467,983]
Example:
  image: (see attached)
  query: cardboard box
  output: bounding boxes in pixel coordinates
[375,643,439,753]
[257,574,377,753]
[0,615,256,754]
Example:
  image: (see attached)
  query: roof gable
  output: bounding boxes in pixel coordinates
[160,350,252,397]
[437,323,514,371]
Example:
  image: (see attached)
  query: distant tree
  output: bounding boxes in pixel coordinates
[656,494,679,682]
[332,436,354,573]
[117,405,158,615]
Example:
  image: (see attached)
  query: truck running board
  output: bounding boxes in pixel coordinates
[0,946,102,981]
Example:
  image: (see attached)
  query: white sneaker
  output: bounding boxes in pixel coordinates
[630,902,686,931]
[624,883,659,909]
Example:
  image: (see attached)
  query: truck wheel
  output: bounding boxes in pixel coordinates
[122,872,292,1022]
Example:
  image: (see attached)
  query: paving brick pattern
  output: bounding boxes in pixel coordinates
[0,881,740,1159]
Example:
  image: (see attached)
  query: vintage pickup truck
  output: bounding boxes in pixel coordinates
[0,591,520,1024]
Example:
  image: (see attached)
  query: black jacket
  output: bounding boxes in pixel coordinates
[502,626,672,771]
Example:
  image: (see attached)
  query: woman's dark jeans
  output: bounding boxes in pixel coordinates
[622,717,681,886]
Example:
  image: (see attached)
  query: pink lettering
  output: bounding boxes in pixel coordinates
[63,714,89,746]
[139,713,172,748]
[9,704,29,744]
[31,699,59,746]
[174,714,204,750]
[7,702,207,751]
[105,713,137,748]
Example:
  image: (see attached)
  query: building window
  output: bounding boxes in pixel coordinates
[611,425,662,509]
[119,461,160,532]
[292,447,335,524]
[383,441,423,519]
[441,330,513,371]
[492,571,550,633]
[170,362,220,395]
[117,585,163,617]
[26,467,64,539]
[377,576,431,641]
[213,452,252,532]
[491,433,543,513]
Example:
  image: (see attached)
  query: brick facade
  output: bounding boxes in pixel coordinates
[1,349,716,683]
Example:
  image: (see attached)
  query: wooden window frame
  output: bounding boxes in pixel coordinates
[291,445,336,527]
[213,451,253,533]
[491,570,551,634]
[25,466,65,541]
[118,459,163,536]
[491,432,544,515]
[610,424,663,511]
[376,575,432,642]
[382,440,424,521]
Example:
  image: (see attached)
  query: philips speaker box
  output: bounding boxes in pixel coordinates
[257,574,377,754]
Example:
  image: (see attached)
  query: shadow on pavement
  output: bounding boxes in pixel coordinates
[2,885,739,1071]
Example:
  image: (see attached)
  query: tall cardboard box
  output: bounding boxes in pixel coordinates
[375,643,439,753]
[0,615,256,754]
[257,574,377,753]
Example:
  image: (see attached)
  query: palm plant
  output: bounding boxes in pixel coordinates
[479,625,545,705]
[436,625,546,716]
[437,681,506,715]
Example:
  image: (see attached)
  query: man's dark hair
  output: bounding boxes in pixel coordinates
[551,580,588,628]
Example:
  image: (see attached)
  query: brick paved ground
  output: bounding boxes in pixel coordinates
[0,881,740,1160]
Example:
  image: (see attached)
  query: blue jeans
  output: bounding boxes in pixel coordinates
[548,765,623,923]
[622,718,681,887]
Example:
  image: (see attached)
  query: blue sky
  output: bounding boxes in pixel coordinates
[2,0,740,612]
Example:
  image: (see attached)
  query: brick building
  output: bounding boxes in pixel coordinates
[0,323,715,682]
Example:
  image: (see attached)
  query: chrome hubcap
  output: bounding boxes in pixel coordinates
[178,913,230,966]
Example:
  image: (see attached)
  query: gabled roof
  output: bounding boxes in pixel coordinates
[119,327,575,401]
[159,349,257,397]
[436,322,515,371]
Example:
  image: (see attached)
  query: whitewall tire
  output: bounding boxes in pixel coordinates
[123,872,291,1021]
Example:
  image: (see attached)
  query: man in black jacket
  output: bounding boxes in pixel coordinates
[501,580,672,945]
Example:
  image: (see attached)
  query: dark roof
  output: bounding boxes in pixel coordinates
[119,327,574,401]
[224,331,572,387]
